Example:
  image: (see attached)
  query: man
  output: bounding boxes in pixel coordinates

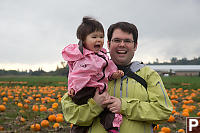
[61,22,173,133]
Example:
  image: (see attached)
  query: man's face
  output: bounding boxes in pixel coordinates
[108,28,137,66]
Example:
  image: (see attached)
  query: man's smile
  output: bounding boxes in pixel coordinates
[116,50,127,54]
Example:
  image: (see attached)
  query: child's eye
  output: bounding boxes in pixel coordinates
[92,36,97,38]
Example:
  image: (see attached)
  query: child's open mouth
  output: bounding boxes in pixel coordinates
[94,44,101,49]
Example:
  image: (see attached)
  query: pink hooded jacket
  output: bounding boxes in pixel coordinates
[62,44,117,94]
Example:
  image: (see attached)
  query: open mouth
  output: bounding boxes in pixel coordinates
[94,44,101,49]
[117,50,127,54]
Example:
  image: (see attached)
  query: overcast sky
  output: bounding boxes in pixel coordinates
[0,0,200,72]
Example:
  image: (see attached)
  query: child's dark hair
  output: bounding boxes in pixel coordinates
[76,16,104,41]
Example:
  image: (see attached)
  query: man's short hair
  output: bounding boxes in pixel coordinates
[107,22,138,44]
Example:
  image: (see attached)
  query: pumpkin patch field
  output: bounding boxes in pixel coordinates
[0,76,200,133]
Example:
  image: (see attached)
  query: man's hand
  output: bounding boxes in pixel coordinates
[93,88,110,108]
[103,96,121,113]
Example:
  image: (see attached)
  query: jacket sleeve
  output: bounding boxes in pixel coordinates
[106,60,118,77]
[120,67,173,123]
[61,93,104,126]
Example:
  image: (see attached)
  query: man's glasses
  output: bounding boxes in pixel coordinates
[111,38,134,45]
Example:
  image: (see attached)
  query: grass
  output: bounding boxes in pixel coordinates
[0,78,69,132]
[0,75,199,132]
[161,76,200,89]
[0,76,68,87]
[1,75,199,89]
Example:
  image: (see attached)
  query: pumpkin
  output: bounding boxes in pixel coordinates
[177,129,185,133]
[41,120,49,127]
[48,108,54,112]
[48,115,56,122]
[23,104,29,109]
[161,127,171,133]
[153,124,159,131]
[2,97,8,102]
[17,103,23,108]
[197,112,200,116]
[53,123,60,128]
[0,105,6,112]
[56,116,64,123]
[182,111,189,117]
[0,126,4,131]
[167,115,175,122]
[40,106,47,112]
[30,124,40,131]
[52,103,58,109]
[32,105,39,112]
[20,117,26,122]
[57,113,63,117]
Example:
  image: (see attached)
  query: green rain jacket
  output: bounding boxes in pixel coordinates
[61,62,173,133]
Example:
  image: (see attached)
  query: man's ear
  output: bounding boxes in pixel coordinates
[134,43,138,51]
[107,41,110,50]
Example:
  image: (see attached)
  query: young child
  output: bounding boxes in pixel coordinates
[62,16,123,133]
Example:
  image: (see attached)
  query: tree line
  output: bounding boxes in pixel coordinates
[0,57,200,76]
[148,56,200,65]
[0,62,69,76]
[0,67,69,76]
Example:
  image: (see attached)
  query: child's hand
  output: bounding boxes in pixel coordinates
[68,89,75,96]
[111,70,124,79]
[118,70,124,77]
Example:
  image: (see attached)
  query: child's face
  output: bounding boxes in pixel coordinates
[84,31,104,53]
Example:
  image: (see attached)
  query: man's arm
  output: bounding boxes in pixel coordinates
[61,89,108,126]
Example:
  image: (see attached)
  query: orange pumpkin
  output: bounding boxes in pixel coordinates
[57,113,63,117]
[161,127,171,133]
[20,117,26,122]
[153,124,159,131]
[167,115,175,122]
[70,124,73,128]
[52,103,58,109]
[48,115,56,122]
[56,116,64,123]
[50,98,56,102]
[35,98,40,101]
[17,103,23,108]
[40,106,47,112]
[177,129,185,133]
[32,105,39,112]
[41,120,49,127]
[1,91,6,96]
[24,99,31,103]
[0,126,4,131]
[48,108,54,112]
[2,97,8,102]
[0,105,6,112]
[171,110,176,114]
[53,123,60,128]
[30,123,40,131]
[182,111,189,117]
[197,112,200,116]
[23,104,29,109]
